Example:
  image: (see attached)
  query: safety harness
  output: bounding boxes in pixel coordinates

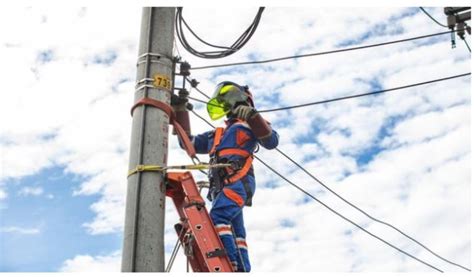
[208,123,254,206]
[130,97,254,206]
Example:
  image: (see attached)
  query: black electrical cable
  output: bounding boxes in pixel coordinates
[463,38,471,52]
[257,73,471,113]
[419,7,449,28]
[275,147,471,272]
[419,7,471,55]
[191,110,214,128]
[176,7,265,59]
[182,10,470,270]
[189,110,444,273]
[252,156,444,273]
[188,96,211,105]
[185,77,213,100]
[186,73,472,113]
[190,30,457,70]
[179,12,233,50]
[187,73,471,271]
[187,75,471,271]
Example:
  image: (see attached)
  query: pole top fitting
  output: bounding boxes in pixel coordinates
[180,62,191,76]
[189,78,199,88]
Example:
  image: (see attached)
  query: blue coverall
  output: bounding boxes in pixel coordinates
[191,119,279,272]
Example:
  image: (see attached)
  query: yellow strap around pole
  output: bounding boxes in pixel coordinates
[127,163,232,178]
[127,165,165,177]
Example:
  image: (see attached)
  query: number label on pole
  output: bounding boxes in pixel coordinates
[153,74,172,90]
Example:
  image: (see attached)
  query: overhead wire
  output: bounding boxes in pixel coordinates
[256,73,471,113]
[186,73,471,113]
[274,147,471,272]
[462,37,471,52]
[185,77,213,100]
[186,75,471,271]
[189,30,457,70]
[175,9,471,271]
[188,109,444,272]
[175,7,265,59]
[418,7,471,54]
[419,7,449,28]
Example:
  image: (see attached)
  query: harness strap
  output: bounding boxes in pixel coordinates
[210,127,224,155]
[224,156,253,185]
[210,121,254,185]
[218,148,251,158]
[131,97,197,158]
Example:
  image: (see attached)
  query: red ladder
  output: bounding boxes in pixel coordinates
[166,172,234,272]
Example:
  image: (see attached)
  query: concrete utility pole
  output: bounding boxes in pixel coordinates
[122,7,175,272]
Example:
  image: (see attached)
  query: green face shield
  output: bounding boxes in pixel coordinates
[207,83,248,120]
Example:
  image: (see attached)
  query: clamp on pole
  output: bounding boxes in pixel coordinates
[136,52,173,66]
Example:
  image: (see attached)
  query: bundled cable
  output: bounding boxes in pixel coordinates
[175,7,265,59]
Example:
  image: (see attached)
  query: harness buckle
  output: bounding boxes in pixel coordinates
[229,160,243,171]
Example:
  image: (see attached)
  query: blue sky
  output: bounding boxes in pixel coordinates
[0,167,122,271]
[0,5,471,272]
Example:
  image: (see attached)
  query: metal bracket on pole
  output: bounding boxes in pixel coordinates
[444,7,471,48]
[136,52,173,66]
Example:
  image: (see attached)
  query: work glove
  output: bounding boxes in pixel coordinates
[232,105,257,121]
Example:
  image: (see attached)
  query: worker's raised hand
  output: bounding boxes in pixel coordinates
[232,105,257,121]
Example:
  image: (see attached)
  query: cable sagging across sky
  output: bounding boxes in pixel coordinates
[419,7,449,28]
[185,71,472,271]
[186,73,471,113]
[175,7,265,59]
[190,30,459,70]
[189,110,445,272]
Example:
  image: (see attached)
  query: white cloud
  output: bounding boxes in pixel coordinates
[60,251,121,272]
[0,189,6,199]
[18,186,44,197]
[0,6,470,272]
[0,226,40,235]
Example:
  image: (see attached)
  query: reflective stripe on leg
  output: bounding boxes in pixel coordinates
[235,237,248,250]
[215,224,233,236]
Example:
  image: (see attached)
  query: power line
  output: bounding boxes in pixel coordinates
[257,73,471,113]
[188,96,211,104]
[189,110,444,273]
[274,147,471,272]
[463,38,471,52]
[186,77,212,100]
[419,7,471,55]
[190,30,456,70]
[187,74,471,271]
[252,155,443,273]
[190,105,470,271]
[182,15,470,270]
[180,15,470,274]
[186,73,471,112]
[419,7,449,28]
[175,7,265,59]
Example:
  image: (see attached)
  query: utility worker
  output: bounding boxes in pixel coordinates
[172,81,279,272]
